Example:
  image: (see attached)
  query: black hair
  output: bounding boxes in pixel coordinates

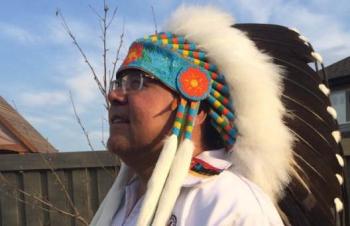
[199,101,225,150]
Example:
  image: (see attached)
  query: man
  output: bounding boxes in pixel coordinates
[91,5,346,226]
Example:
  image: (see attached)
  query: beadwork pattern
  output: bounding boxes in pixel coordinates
[119,32,238,148]
[190,157,224,176]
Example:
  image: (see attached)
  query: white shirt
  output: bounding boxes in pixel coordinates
[112,150,284,226]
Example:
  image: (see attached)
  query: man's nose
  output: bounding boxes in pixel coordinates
[108,89,127,104]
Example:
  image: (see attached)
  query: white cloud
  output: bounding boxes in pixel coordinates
[19,90,68,107]
[5,0,349,152]
[46,17,100,47]
[25,114,71,129]
[89,129,109,150]
[270,3,350,64]
[105,18,155,62]
[216,0,350,65]
[233,0,282,22]
[66,72,100,104]
[0,22,41,44]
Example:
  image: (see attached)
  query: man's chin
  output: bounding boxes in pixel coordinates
[107,137,131,155]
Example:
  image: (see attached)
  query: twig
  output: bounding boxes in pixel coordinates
[0,172,89,225]
[38,153,81,219]
[88,4,103,20]
[107,6,118,28]
[151,5,158,34]
[69,91,95,151]
[111,20,125,84]
[69,91,115,177]
[56,9,108,108]
[102,0,108,109]
[101,116,107,149]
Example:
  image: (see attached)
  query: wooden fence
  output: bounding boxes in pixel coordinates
[0,151,349,226]
[0,151,119,226]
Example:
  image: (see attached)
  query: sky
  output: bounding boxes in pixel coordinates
[0,0,349,152]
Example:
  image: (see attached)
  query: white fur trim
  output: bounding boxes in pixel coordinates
[332,130,342,143]
[311,52,323,63]
[152,139,194,226]
[327,106,337,119]
[165,5,294,201]
[90,163,132,226]
[318,84,330,96]
[288,27,300,34]
[335,174,344,185]
[136,135,178,226]
[298,35,309,43]
[335,154,344,167]
[298,35,310,46]
[334,197,344,212]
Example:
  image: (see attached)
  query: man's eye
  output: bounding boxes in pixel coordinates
[142,78,155,87]
[113,80,122,89]
[129,80,141,89]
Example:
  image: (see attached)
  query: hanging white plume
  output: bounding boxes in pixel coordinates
[136,134,178,226]
[165,5,294,202]
[152,139,194,226]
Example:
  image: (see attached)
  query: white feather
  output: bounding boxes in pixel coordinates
[318,84,330,96]
[335,154,344,167]
[152,139,194,226]
[334,197,344,212]
[332,130,342,143]
[311,52,323,63]
[165,5,294,201]
[136,134,178,226]
[335,174,344,185]
[327,106,338,119]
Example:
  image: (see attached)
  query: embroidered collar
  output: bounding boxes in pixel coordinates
[183,149,231,187]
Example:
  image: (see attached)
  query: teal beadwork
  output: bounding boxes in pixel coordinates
[118,40,212,101]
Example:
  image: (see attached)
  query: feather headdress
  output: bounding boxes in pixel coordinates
[91,5,346,226]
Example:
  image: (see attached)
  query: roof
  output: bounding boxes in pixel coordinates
[325,57,350,80]
[0,96,57,153]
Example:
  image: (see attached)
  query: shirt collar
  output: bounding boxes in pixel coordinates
[183,149,232,187]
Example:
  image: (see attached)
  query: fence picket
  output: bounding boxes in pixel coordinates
[72,169,92,226]
[0,172,20,226]
[47,170,73,226]
[23,172,45,226]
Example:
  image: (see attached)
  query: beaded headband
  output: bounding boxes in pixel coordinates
[118,32,237,147]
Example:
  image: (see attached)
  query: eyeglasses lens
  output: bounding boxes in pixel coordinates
[111,72,144,93]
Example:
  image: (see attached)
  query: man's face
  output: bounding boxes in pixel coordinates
[107,69,176,164]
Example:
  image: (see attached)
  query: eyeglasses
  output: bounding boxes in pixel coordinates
[110,71,156,94]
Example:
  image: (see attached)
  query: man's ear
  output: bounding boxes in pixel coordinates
[195,108,207,125]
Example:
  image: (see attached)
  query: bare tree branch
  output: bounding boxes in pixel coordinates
[0,172,89,225]
[101,116,107,149]
[38,153,81,220]
[69,91,95,151]
[56,9,108,109]
[151,5,158,34]
[107,6,118,28]
[69,92,115,177]
[102,0,108,107]
[0,5,124,226]
[111,20,125,83]
[58,1,123,168]
[88,4,103,20]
